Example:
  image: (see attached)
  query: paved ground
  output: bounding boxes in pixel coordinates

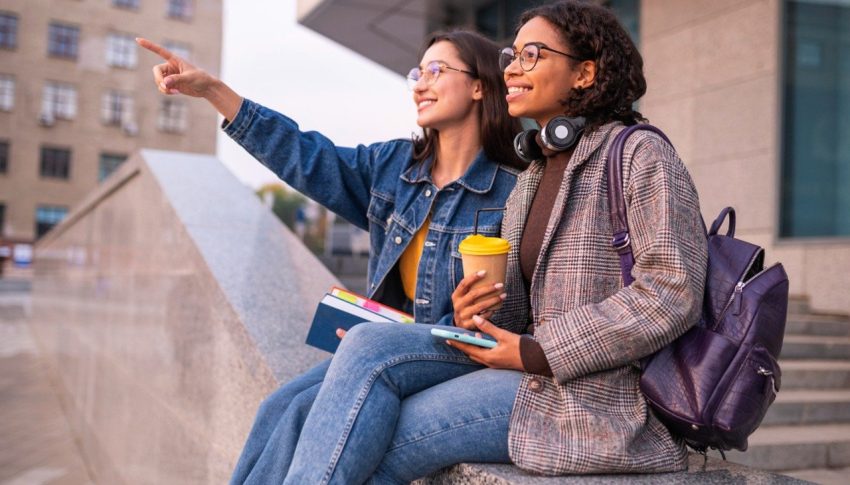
[0,291,94,485]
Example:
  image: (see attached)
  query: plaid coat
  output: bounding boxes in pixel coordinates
[492,121,708,474]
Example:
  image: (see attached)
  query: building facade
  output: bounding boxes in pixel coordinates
[298,0,850,314]
[0,0,222,254]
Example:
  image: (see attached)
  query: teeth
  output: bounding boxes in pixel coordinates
[418,100,435,108]
[508,86,531,94]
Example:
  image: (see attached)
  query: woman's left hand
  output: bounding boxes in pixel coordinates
[446,315,524,370]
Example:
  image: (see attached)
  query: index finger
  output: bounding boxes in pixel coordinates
[136,37,174,61]
[455,270,487,295]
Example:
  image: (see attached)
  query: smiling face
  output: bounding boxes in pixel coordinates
[504,16,592,127]
[412,41,482,131]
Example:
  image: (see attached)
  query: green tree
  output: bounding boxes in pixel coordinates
[256,184,324,255]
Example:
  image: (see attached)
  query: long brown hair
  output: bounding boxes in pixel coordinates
[412,30,525,170]
[518,1,647,131]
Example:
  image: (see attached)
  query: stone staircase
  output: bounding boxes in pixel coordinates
[727,297,850,482]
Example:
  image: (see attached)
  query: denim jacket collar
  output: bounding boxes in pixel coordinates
[400,150,499,194]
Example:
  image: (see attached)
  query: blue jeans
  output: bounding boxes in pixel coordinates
[284,323,522,485]
[230,359,330,485]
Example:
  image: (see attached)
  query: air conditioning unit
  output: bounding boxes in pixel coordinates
[122,120,139,136]
[38,111,55,127]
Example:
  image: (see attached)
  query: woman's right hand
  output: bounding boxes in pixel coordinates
[136,37,242,121]
[451,270,506,330]
[136,38,214,97]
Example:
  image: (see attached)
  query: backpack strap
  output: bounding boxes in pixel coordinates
[606,124,672,286]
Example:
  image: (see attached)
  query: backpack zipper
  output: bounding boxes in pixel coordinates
[715,251,772,321]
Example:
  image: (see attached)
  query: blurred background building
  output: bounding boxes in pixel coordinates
[0,0,222,270]
[299,0,850,316]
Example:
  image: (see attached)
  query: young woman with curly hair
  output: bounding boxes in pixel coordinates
[218,2,708,483]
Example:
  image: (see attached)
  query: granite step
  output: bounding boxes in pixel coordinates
[786,297,810,315]
[763,389,850,425]
[780,335,850,360]
[726,423,850,471]
[785,314,850,337]
[780,360,850,390]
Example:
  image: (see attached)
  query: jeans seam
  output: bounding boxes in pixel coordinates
[320,353,479,484]
[384,411,512,453]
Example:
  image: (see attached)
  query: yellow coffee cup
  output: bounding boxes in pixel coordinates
[458,234,510,310]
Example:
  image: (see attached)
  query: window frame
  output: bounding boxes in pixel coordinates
[158,98,188,133]
[99,152,128,182]
[35,205,69,239]
[0,140,8,174]
[167,0,193,21]
[42,81,77,120]
[112,0,140,10]
[39,146,72,180]
[106,32,138,69]
[0,11,17,50]
[48,22,80,60]
[0,74,14,111]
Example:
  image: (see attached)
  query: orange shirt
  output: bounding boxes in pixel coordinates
[399,217,431,301]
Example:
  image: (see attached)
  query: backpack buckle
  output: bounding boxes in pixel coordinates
[612,232,631,251]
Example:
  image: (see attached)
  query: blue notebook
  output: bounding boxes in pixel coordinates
[306,293,408,353]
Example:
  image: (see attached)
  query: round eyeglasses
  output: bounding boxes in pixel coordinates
[407,61,475,90]
[498,43,584,72]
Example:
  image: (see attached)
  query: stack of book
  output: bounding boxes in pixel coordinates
[306,287,414,353]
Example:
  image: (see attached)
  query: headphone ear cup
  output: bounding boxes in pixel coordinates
[514,129,542,164]
[541,116,586,152]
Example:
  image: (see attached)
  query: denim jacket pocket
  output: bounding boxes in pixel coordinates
[367,191,395,231]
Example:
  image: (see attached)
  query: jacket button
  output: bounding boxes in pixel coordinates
[386,216,392,225]
[425,189,432,197]
[394,236,402,244]
[529,377,544,393]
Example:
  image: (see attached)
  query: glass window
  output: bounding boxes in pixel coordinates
[101,91,134,126]
[158,99,187,133]
[99,153,127,182]
[0,74,13,111]
[42,82,77,120]
[781,0,850,237]
[0,140,8,174]
[0,12,17,49]
[35,205,68,238]
[40,147,71,180]
[167,0,193,20]
[107,32,137,68]
[164,40,191,61]
[472,0,639,45]
[48,22,80,59]
[605,0,640,46]
[113,0,139,9]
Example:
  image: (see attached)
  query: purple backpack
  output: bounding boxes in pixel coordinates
[606,124,789,453]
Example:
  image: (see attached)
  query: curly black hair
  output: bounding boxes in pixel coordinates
[518,1,647,130]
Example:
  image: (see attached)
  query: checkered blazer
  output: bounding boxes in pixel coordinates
[491,121,708,474]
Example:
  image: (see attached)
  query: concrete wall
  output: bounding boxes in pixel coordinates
[29,150,332,484]
[641,0,850,315]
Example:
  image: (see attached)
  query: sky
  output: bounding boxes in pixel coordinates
[216,0,420,188]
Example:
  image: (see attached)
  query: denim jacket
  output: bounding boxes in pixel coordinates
[223,99,520,326]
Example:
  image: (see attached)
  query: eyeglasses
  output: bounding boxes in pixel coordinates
[498,43,584,72]
[407,61,475,90]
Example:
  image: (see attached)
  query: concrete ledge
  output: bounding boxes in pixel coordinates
[418,454,808,484]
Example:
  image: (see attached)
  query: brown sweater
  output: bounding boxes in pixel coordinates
[518,145,575,376]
